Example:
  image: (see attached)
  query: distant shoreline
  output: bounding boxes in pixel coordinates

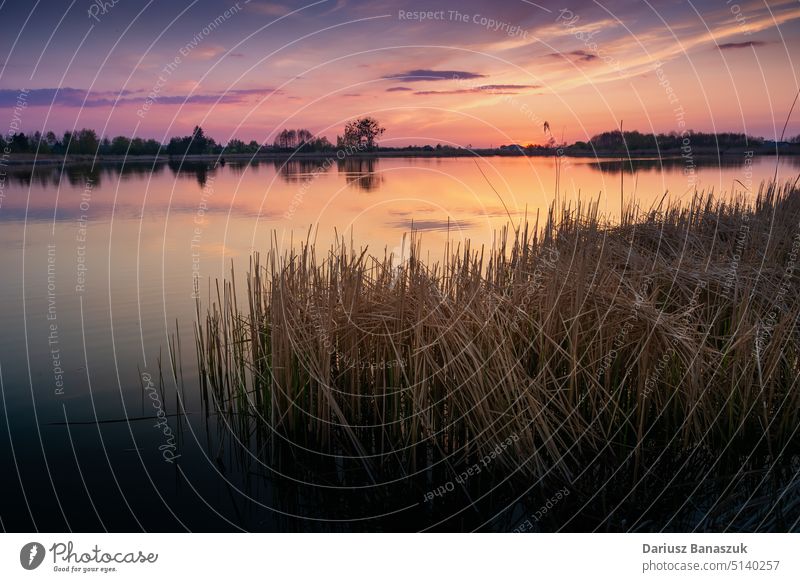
[3,146,799,168]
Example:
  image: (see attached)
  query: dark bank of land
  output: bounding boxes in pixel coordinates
[3,143,800,169]
[2,123,799,168]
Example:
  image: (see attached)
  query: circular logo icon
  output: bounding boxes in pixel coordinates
[20,542,46,570]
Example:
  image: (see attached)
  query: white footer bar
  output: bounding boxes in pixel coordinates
[1,533,796,581]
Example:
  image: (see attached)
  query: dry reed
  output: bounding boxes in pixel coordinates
[195,181,800,482]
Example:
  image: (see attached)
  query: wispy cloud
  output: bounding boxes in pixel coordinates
[548,49,599,62]
[535,5,800,93]
[386,218,476,232]
[150,88,281,105]
[183,44,227,60]
[478,84,539,90]
[386,86,413,92]
[0,87,138,108]
[382,69,487,82]
[414,84,539,95]
[247,0,347,17]
[0,87,280,108]
[718,40,767,50]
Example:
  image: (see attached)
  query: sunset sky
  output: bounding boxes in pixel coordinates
[1,0,799,147]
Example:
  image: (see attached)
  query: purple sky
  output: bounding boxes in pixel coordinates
[1,0,799,146]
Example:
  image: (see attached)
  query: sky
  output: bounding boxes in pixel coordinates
[1,0,799,147]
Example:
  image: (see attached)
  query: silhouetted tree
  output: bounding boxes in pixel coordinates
[225,138,248,153]
[296,128,312,148]
[76,128,99,154]
[45,131,58,150]
[167,126,214,156]
[587,130,761,152]
[342,116,385,150]
[272,128,332,151]
[31,131,50,153]
[190,126,208,155]
[110,135,131,155]
[10,132,29,152]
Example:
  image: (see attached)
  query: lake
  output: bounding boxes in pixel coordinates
[1,154,798,531]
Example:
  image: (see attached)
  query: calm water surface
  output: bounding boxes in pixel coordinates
[1,155,797,531]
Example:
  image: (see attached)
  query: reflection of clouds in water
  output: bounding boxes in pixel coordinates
[386,218,476,232]
[454,205,527,217]
[389,206,524,218]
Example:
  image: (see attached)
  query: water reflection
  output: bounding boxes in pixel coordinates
[336,157,383,191]
[590,155,800,175]
[272,158,332,183]
[6,153,793,192]
[167,160,220,187]
[269,156,384,192]
[1,155,799,531]
[3,161,166,188]
[2,155,798,227]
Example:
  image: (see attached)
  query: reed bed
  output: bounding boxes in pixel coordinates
[195,181,800,484]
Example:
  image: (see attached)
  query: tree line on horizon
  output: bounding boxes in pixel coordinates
[0,117,387,157]
[574,129,770,151]
[506,129,799,153]
[1,122,796,157]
